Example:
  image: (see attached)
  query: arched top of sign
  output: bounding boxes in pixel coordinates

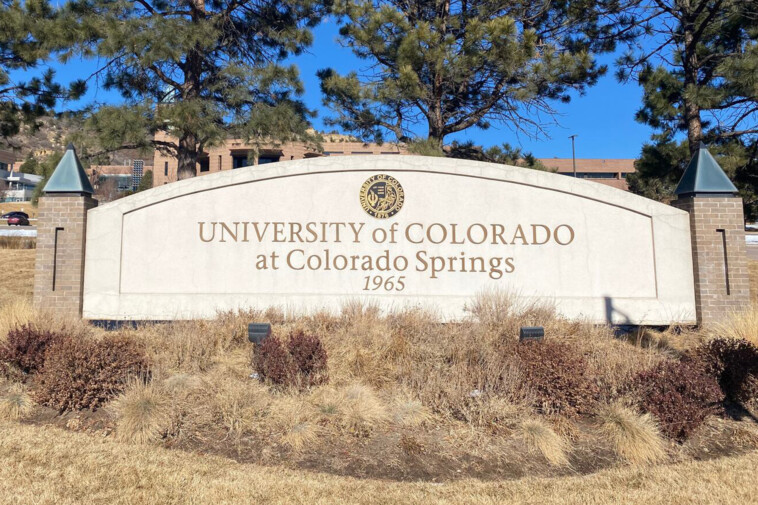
[92,155,684,220]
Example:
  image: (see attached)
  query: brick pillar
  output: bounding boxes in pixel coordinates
[33,194,98,317]
[672,196,750,325]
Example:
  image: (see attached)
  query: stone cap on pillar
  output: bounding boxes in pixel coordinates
[43,144,94,195]
[674,143,738,198]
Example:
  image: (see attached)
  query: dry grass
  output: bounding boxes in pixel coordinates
[0,202,36,219]
[0,236,35,249]
[0,249,35,309]
[0,422,756,505]
[600,402,667,466]
[711,308,758,346]
[519,418,571,466]
[110,381,171,444]
[0,382,34,420]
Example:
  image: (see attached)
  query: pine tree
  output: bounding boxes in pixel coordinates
[318,0,623,147]
[616,0,758,157]
[0,0,85,139]
[64,0,324,179]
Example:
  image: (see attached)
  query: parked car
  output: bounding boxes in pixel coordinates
[6,215,30,226]
[1,211,29,219]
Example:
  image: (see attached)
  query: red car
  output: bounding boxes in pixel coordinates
[6,214,30,226]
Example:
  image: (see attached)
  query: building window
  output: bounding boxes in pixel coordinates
[218,155,222,170]
[258,155,279,165]
[232,154,248,169]
[380,152,400,155]
[164,161,168,176]
[199,158,210,172]
[351,151,373,154]
[323,151,343,156]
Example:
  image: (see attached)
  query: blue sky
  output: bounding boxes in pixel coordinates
[37,19,653,160]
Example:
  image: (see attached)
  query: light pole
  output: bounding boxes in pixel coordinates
[569,135,578,178]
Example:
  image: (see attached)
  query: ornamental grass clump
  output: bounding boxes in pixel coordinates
[111,381,171,444]
[600,402,667,465]
[0,383,35,421]
[630,359,724,441]
[35,334,149,412]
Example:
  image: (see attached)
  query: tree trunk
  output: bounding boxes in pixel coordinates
[175,0,206,180]
[683,23,702,158]
[177,132,198,180]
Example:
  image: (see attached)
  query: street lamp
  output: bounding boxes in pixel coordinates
[569,135,578,178]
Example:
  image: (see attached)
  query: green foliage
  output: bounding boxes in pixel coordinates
[0,0,85,138]
[65,0,323,179]
[18,155,39,175]
[30,151,62,206]
[628,139,758,220]
[136,170,153,193]
[447,141,550,171]
[319,0,620,145]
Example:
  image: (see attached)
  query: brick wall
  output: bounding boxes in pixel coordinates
[33,194,98,317]
[672,196,750,325]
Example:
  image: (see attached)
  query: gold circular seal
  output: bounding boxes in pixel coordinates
[359,174,404,219]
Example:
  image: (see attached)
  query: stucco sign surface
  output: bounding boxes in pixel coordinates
[83,156,696,323]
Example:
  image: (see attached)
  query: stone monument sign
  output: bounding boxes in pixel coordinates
[71,155,697,323]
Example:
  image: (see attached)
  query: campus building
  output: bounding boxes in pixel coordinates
[151,133,636,190]
[0,150,42,202]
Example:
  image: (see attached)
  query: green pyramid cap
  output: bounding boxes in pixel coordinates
[674,144,738,196]
[43,144,94,195]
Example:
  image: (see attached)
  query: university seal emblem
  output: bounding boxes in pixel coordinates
[359,174,404,219]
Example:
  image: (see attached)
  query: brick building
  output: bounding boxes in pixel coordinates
[151,132,636,190]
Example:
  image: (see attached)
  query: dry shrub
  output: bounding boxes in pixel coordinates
[287,331,328,386]
[0,324,67,377]
[0,382,34,420]
[600,402,667,465]
[129,312,251,373]
[467,289,556,335]
[712,309,758,347]
[512,341,600,418]
[110,381,171,444]
[35,335,149,412]
[254,331,328,388]
[630,360,724,440]
[519,418,571,466]
[693,337,758,404]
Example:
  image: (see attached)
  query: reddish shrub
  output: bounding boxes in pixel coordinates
[254,332,328,388]
[0,325,67,377]
[630,360,724,440]
[693,338,758,404]
[288,330,328,386]
[512,340,600,418]
[35,335,149,412]
[254,336,297,386]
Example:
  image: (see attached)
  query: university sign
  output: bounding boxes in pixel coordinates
[75,156,698,323]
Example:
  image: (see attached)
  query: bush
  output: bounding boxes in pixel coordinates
[630,360,724,440]
[288,331,328,386]
[0,325,67,377]
[693,338,758,404]
[512,340,599,418]
[254,332,328,388]
[35,335,148,412]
